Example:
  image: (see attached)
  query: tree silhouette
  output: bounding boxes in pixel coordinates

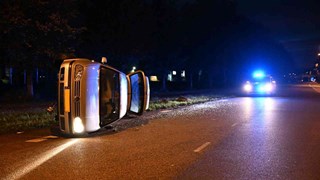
[0,0,84,98]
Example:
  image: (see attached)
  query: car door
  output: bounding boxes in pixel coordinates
[127,71,150,115]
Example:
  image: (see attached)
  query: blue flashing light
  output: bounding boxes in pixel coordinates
[253,71,265,79]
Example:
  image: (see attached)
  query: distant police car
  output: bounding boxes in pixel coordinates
[242,71,276,95]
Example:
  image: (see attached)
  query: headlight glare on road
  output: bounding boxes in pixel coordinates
[73,117,84,133]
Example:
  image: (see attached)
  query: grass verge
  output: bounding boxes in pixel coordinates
[148,95,223,110]
[0,94,225,134]
[0,103,57,134]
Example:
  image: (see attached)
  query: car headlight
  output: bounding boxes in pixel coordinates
[73,117,84,133]
[265,83,273,92]
[243,83,252,92]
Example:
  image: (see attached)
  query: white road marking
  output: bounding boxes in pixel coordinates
[25,138,47,143]
[309,84,320,93]
[43,135,59,139]
[4,139,79,180]
[25,136,59,143]
[194,142,211,153]
[232,123,238,127]
[161,110,172,113]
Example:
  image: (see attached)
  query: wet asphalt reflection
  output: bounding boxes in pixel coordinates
[179,84,320,179]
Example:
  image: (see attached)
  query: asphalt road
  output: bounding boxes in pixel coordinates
[1,84,320,179]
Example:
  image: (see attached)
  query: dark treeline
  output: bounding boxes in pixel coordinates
[0,0,292,99]
[78,0,292,88]
[0,0,84,99]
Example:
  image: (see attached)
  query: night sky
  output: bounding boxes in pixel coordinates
[2,0,319,80]
[2,0,320,99]
[236,0,320,70]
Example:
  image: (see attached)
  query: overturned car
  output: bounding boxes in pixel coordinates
[57,58,149,135]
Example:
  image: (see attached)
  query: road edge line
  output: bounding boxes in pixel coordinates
[194,142,211,153]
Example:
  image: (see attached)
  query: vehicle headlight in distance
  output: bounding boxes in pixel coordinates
[265,83,273,92]
[243,83,252,92]
[73,117,84,133]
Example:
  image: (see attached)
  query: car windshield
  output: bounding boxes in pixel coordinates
[250,77,271,83]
